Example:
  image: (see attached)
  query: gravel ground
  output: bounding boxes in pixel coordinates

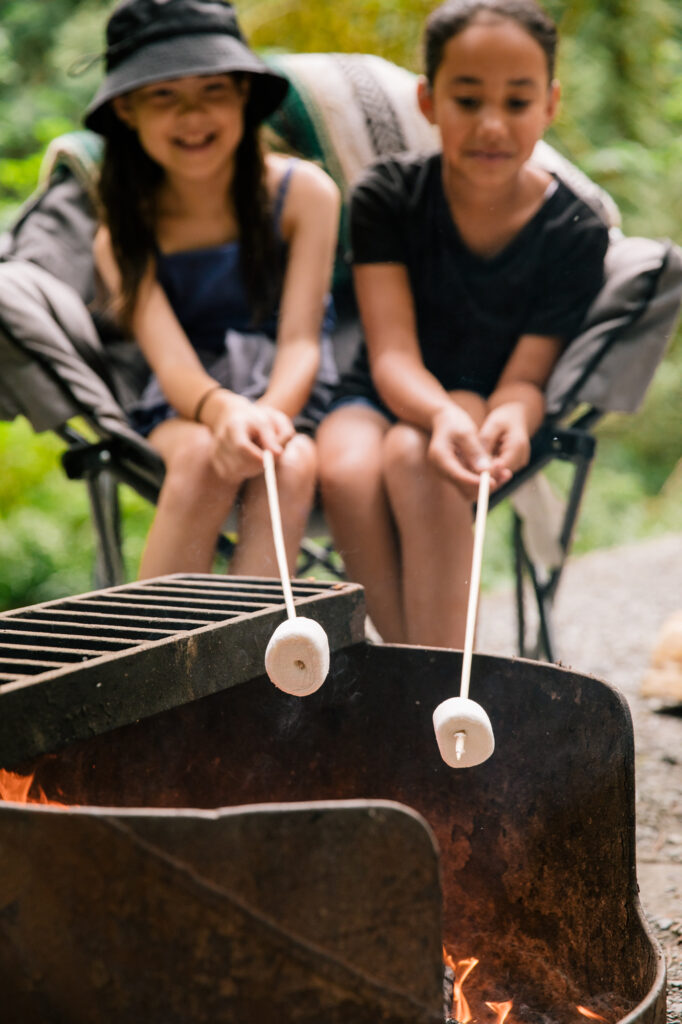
[477,532,682,1023]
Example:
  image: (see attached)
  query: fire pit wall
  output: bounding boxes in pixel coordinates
[0,643,666,1024]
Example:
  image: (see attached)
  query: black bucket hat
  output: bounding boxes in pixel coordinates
[84,0,288,136]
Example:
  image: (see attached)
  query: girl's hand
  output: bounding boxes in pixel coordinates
[254,399,297,448]
[479,404,531,479]
[428,404,494,499]
[206,392,293,480]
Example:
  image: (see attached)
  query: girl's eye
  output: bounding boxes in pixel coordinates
[202,79,236,99]
[454,96,481,111]
[146,88,175,104]
[507,98,531,112]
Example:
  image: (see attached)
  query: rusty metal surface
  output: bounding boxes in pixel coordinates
[0,574,365,768]
[0,800,443,1024]
[0,641,667,1023]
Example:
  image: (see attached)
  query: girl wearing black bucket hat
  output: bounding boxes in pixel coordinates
[90,0,340,579]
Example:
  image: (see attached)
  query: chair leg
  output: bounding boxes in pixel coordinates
[85,469,125,589]
[297,537,344,579]
[513,513,556,662]
[511,443,595,663]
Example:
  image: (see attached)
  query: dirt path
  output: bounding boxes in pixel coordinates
[478,532,682,1023]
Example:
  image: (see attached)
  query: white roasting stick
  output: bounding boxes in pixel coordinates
[433,469,495,768]
[262,449,330,696]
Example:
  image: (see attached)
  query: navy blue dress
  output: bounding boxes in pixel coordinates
[129,163,337,436]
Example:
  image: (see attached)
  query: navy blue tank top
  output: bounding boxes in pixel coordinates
[155,164,293,352]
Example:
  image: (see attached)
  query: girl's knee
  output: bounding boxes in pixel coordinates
[277,433,317,493]
[383,423,430,478]
[161,431,226,506]
[317,414,384,492]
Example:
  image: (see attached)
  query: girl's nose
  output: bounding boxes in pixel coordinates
[177,95,207,117]
[478,106,506,138]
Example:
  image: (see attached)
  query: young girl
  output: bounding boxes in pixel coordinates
[87,0,340,579]
[318,0,609,648]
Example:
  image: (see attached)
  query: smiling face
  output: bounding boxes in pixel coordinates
[112,73,250,184]
[418,14,559,192]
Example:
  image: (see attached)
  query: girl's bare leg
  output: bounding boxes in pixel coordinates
[231,433,317,576]
[139,418,241,577]
[383,391,487,648]
[383,423,474,649]
[317,405,406,642]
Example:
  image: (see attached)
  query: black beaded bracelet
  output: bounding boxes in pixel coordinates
[193,383,222,423]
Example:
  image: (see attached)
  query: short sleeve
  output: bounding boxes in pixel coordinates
[349,160,410,266]
[524,196,609,343]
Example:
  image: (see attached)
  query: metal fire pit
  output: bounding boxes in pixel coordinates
[0,576,666,1024]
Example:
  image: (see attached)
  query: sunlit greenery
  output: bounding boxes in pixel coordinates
[1,0,680,611]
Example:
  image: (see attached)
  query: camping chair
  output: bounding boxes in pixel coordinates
[1,54,680,662]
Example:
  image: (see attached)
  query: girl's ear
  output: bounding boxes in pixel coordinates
[417,76,436,124]
[545,79,561,126]
[112,94,138,129]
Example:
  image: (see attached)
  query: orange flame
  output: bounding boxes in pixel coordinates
[577,1007,608,1022]
[0,769,65,806]
[443,948,515,1024]
[452,956,478,1023]
[486,1000,513,1023]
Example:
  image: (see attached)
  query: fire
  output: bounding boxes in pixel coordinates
[443,947,513,1023]
[486,1001,513,1024]
[0,769,65,805]
[577,1007,608,1022]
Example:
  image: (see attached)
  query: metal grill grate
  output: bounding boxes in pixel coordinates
[0,574,365,768]
[0,575,359,683]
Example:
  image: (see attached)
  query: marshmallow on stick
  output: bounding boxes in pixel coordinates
[433,469,495,768]
[262,450,330,696]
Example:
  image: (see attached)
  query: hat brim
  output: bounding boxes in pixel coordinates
[84,33,288,135]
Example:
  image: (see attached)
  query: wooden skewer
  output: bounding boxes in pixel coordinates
[460,469,491,702]
[262,449,296,621]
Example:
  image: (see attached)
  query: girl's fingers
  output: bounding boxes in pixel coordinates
[428,439,483,497]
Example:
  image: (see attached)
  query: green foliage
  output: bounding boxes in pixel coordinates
[0,0,681,611]
[0,420,153,610]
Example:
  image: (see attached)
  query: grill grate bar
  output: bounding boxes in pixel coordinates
[0,629,139,652]
[10,609,215,629]
[0,657,66,675]
[0,644,107,663]
[60,600,235,622]
[139,579,336,599]
[81,592,278,613]
[2,617,179,641]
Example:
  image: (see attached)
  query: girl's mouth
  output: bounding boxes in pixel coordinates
[173,133,217,151]
[468,150,512,162]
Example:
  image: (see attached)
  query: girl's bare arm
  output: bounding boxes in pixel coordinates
[355,262,496,491]
[479,333,563,474]
[261,158,341,418]
[93,226,287,470]
[94,225,240,420]
[353,262,456,428]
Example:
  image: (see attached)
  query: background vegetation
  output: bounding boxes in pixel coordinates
[1,0,681,610]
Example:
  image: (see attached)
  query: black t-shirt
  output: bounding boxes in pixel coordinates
[341,151,609,402]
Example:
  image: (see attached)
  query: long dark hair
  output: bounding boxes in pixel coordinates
[424,0,558,85]
[97,77,279,332]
